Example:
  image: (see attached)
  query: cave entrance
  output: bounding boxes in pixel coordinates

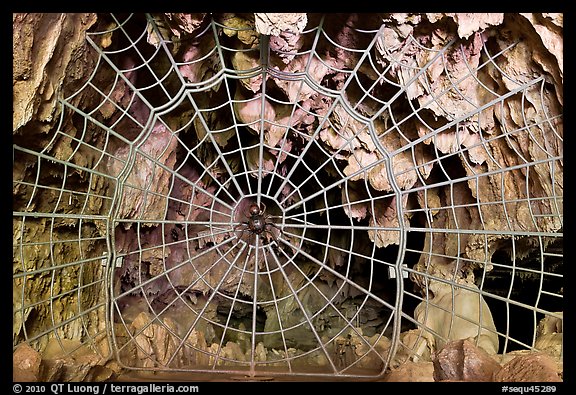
[12,12,562,382]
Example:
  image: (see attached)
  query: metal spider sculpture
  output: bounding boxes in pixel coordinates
[234,202,283,245]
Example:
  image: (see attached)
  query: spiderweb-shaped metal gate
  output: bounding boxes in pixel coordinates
[13,13,563,380]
